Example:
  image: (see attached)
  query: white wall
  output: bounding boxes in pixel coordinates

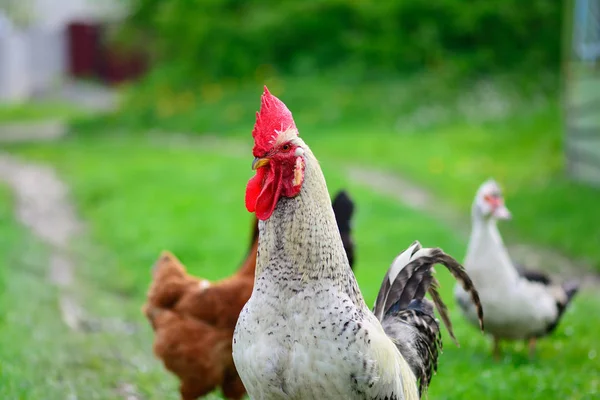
[27,25,67,95]
[31,0,125,28]
[0,0,126,103]
[0,15,31,102]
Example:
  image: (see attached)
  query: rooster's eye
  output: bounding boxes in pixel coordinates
[282,144,291,152]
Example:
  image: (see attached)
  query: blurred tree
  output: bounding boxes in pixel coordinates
[123,0,562,80]
[0,0,35,27]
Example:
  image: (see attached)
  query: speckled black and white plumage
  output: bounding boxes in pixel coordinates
[374,242,484,395]
[233,91,483,399]
[234,137,419,400]
[384,305,441,394]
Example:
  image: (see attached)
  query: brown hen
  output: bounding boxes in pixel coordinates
[143,191,355,400]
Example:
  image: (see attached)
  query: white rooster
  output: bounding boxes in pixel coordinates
[455,179,579,359]
[232,87,484,400]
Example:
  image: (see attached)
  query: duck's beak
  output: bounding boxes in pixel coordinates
[493,204,512,220]
[252,157,270,170]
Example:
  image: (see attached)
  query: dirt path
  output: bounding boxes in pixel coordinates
[0,153,85,329]
[348,165,600,288]
[0,152,143,399]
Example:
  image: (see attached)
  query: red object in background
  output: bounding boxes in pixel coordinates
[67,22,101,78]
[67,20,149,85]
[99,46,148,86]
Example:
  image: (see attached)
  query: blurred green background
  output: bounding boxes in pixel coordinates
[0,0,599,399]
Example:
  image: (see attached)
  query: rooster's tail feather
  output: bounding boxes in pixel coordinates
[375,241,484,394]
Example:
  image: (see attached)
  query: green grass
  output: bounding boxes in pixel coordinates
[0,102,89,123]
[91,73,600,270]
[0,185,184,399]
[310,102,600,271]
[3,133,599,399]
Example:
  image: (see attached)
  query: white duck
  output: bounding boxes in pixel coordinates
[455,179,579,358]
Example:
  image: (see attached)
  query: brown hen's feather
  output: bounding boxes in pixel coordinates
[142,224,258,400]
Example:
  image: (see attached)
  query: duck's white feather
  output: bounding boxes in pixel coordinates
[455,180,567,340]
[455,218,558,339]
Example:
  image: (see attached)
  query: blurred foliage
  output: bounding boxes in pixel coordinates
[124,0,562,81]
[89,72,557,137]
[0,0,35,27]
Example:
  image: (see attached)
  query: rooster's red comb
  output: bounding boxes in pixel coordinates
[252,86,298,157]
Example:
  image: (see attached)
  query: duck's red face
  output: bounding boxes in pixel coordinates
[477,180,511,220]
[245,87,306,220]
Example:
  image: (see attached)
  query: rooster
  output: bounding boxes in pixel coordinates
[233,87,484,399]
[143,191,356,399]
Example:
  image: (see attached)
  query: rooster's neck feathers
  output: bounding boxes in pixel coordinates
[255,142,366,307]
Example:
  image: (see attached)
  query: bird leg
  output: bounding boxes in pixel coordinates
[527,337,537,359]
[492,337,501,360]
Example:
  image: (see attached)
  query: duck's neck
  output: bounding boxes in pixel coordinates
[467,217,504,256]
[466,212,518,283]
[255,147,365,307]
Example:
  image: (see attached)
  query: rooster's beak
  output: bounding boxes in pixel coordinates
[252,157,270,170]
